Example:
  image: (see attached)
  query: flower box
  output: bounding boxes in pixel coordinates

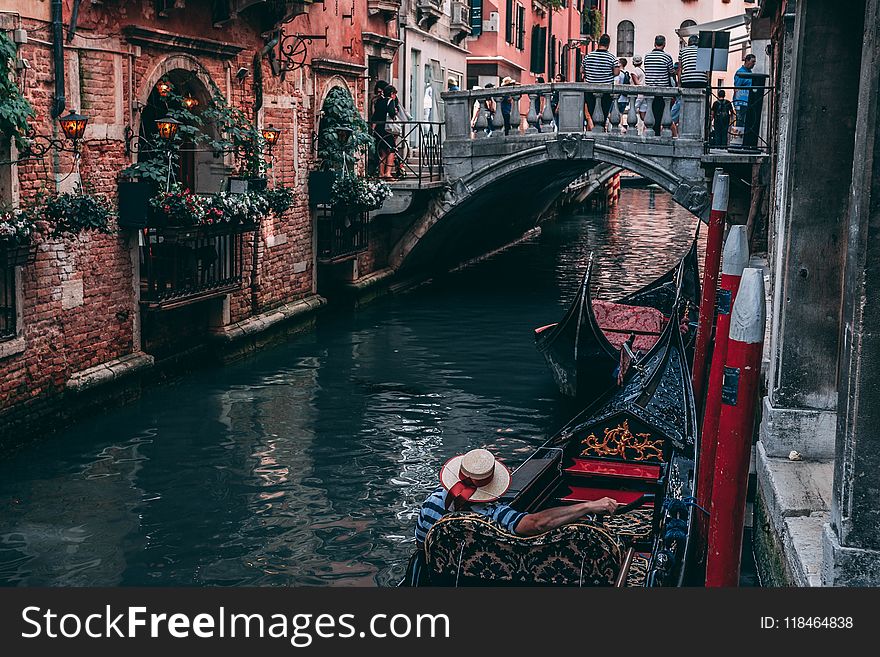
[118,179,158,228]
[0,242,36,268]
[309,171,337,207]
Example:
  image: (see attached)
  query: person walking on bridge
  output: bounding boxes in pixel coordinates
[643,34,675,136]
[581,33,619,131]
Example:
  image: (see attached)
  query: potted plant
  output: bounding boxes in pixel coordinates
[149,185,207,229]
[330,175,392,212]
[43,187,114,237]
[264,186,295,216]
[0,206,38,268]
[311,86,374,206]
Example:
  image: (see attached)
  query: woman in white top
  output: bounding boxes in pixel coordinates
[630,55,647,134]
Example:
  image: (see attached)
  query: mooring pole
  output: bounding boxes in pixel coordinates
[696,225,749,553]
[705,267,765,587]
[692,169,728,408]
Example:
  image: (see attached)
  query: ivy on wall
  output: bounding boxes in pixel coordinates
[0,32,35,149]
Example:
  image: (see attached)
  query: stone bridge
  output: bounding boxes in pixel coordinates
[389,83,758,271]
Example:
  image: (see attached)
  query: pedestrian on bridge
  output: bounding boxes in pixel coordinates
[643,34,676,136]
[581,33,619,131]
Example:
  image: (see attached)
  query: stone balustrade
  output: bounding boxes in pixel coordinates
[442,83,706,143]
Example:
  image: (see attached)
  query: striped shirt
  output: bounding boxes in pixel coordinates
[582,49,620,84]
[643,48,675,87]
[414,487,526,546]
[679,45,707,86]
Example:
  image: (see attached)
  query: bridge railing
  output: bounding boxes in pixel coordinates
[442,83,706,142]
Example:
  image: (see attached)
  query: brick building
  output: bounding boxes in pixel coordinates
[466,0,607,87]
[0,0,400,447]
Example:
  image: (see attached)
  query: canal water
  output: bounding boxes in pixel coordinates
[0,187,717,587]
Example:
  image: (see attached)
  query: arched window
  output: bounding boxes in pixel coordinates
[679,20,697,47]
[617,20,634,57]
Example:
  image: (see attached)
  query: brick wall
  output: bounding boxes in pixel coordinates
[0,0,398,438]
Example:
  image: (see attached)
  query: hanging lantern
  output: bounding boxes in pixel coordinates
[261,125,281,149]
[335,126,353,146]
[156,78,173,97]
[155,116,181,141]
[58,109,89,142]
[182,94,199,110]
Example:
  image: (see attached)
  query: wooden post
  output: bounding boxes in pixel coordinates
[706,267,766,587]
[692,170,728,409]
[696,224,749,554]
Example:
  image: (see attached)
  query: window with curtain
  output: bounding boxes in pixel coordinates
[617,20,635,57]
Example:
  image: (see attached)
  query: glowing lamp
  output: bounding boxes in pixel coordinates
[155,116,181,141]
[261,125,281,149]
[156,79,173,97]
[58,109,89,142]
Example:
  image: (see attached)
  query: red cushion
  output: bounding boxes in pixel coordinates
[564,458,661,481]
[593,300,665,351]
[559,486,650,505]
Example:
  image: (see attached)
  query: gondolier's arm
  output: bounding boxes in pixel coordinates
[515,498,619,536]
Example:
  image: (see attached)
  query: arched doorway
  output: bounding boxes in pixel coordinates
[137,69,223,193]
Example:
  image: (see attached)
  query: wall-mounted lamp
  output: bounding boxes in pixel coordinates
[57,109,89,142]
[155,116,181,141]
[335,127,353,146]
[19,108,90,160]
[261,125,282,151]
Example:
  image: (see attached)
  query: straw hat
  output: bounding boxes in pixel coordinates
[440,448,511,505]
[500,76,516,86]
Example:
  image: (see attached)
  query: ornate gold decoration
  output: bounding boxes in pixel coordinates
[579,420,664,462]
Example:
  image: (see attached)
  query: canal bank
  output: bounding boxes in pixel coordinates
[0,186,728,586]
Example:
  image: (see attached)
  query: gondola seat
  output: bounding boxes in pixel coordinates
[592,300,665,351]
[423,513,622,586]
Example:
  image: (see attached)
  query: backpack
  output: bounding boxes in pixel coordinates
[622,70,631,85]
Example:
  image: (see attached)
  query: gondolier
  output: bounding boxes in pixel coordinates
[415,448,619,548]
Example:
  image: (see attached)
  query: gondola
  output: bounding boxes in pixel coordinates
[534,239,700,402]
[402,286,699,587]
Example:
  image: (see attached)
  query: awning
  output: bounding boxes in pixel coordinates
[676,14,751,37]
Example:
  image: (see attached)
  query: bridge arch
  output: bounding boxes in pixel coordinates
[391,134,710,271]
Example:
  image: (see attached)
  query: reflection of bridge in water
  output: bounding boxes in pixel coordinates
[384,83,763,271]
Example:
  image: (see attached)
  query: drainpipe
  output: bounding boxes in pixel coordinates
[51,0,65,117]
[251,51,264,315]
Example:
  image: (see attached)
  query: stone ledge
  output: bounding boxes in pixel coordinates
[756,440,833,586]
[65,352,155,394]
[822,523,880,586]
[210,295,327,343]
[0,336,26,360]
[759,396,837,459]
[345,268,396,292]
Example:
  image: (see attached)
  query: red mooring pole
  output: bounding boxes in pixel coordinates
[692,170,728,408]
[696,224,749,551]
[705,267,766,587]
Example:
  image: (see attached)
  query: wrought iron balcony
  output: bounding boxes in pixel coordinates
[316,207,369,263]
[140,227,245,310]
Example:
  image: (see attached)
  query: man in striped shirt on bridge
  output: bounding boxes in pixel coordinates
[581,33,619,131]
[643,34,676,136]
